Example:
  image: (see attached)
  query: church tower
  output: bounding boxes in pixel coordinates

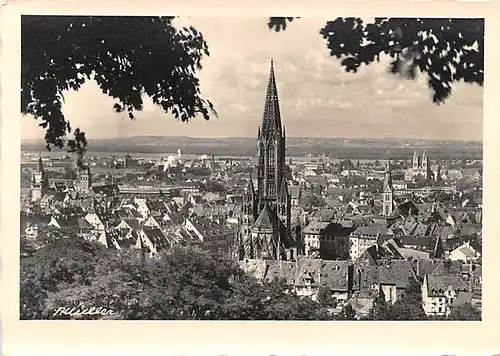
[31,153,49,202]
[412,150,419,170]
[421,150,429,178]
[240,59,291,260]
[75,158,92,194]
[435,161,442,181]
[382,162,394,216]
[256,59,287,207]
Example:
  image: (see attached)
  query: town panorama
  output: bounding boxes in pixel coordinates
[20,61,482,320]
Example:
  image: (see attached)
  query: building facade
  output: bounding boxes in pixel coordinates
[240,60,292,260]
[405,150,432,181]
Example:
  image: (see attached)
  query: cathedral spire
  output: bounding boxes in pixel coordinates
[261,59,282,135]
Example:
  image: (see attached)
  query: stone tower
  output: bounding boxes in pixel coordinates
[382,162,394,216]
[412,150,419,170]
[31,153,49,202]
[240,59,291,260]
[75,158,92,194]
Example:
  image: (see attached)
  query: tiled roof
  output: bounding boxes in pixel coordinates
[120,219,141,231]
[311,208,336,222]
[252,205,275,231]
[413,223,431,236]
[142,228,170,249]
[377,260,417,289]
[189,217,233,237]
[302,220,331,234]
[352,225,392,236]
[261,258,350,291]
[353,260,416,291]
[319,260,349,291]
[147,200,167,212]
[426,275,469,296]
[460,223,481,236]
[396,235,436,251]
[415,259,462,279]
[76,217,93,229]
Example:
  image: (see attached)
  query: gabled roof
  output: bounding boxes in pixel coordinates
[142,228,170,249]
[377,260,417,289]
[252,205,275,231]
[352,225,393,237]
[188,217,233,237]
[311,208,336,222]
[426,275,469,297]
[415,259,463,279]
[302,220,332,234]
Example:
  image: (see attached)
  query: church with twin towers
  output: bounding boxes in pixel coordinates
[240,59,294,261]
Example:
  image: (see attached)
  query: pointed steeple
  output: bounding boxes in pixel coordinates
[279,176,289,196]
[261,59,282,135]
[383,162,393,192]
[37,152,44,173]
[245,178,255,196]
[413,150,419,166]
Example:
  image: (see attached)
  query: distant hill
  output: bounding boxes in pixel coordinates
[22,136,483,160]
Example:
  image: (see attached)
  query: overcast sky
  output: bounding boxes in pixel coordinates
[21,17,483,141]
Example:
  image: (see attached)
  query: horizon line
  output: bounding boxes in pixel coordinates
[21,135,484,143]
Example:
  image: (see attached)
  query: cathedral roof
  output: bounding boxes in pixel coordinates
[253,204,276,231]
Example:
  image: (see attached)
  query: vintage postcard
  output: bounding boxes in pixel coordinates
[1,0,500,355]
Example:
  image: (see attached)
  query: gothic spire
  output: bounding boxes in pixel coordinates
[384,162,393,192]
[37,152,44,173]
[261,59,282,135]
[279,176,289,196]
[245,178,255,196]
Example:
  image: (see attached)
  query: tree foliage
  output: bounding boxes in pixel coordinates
[23,16,483,153]
[448,303,481,321]
[371,279,428,320]
[21,239,329,320]
[272,17,483,104]
[22,16,216,154]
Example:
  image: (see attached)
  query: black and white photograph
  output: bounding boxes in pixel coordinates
[16,15,484,322]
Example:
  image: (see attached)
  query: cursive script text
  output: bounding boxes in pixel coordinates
[53,305,115,317]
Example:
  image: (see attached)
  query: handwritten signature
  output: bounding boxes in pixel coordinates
[53,305,115,317]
